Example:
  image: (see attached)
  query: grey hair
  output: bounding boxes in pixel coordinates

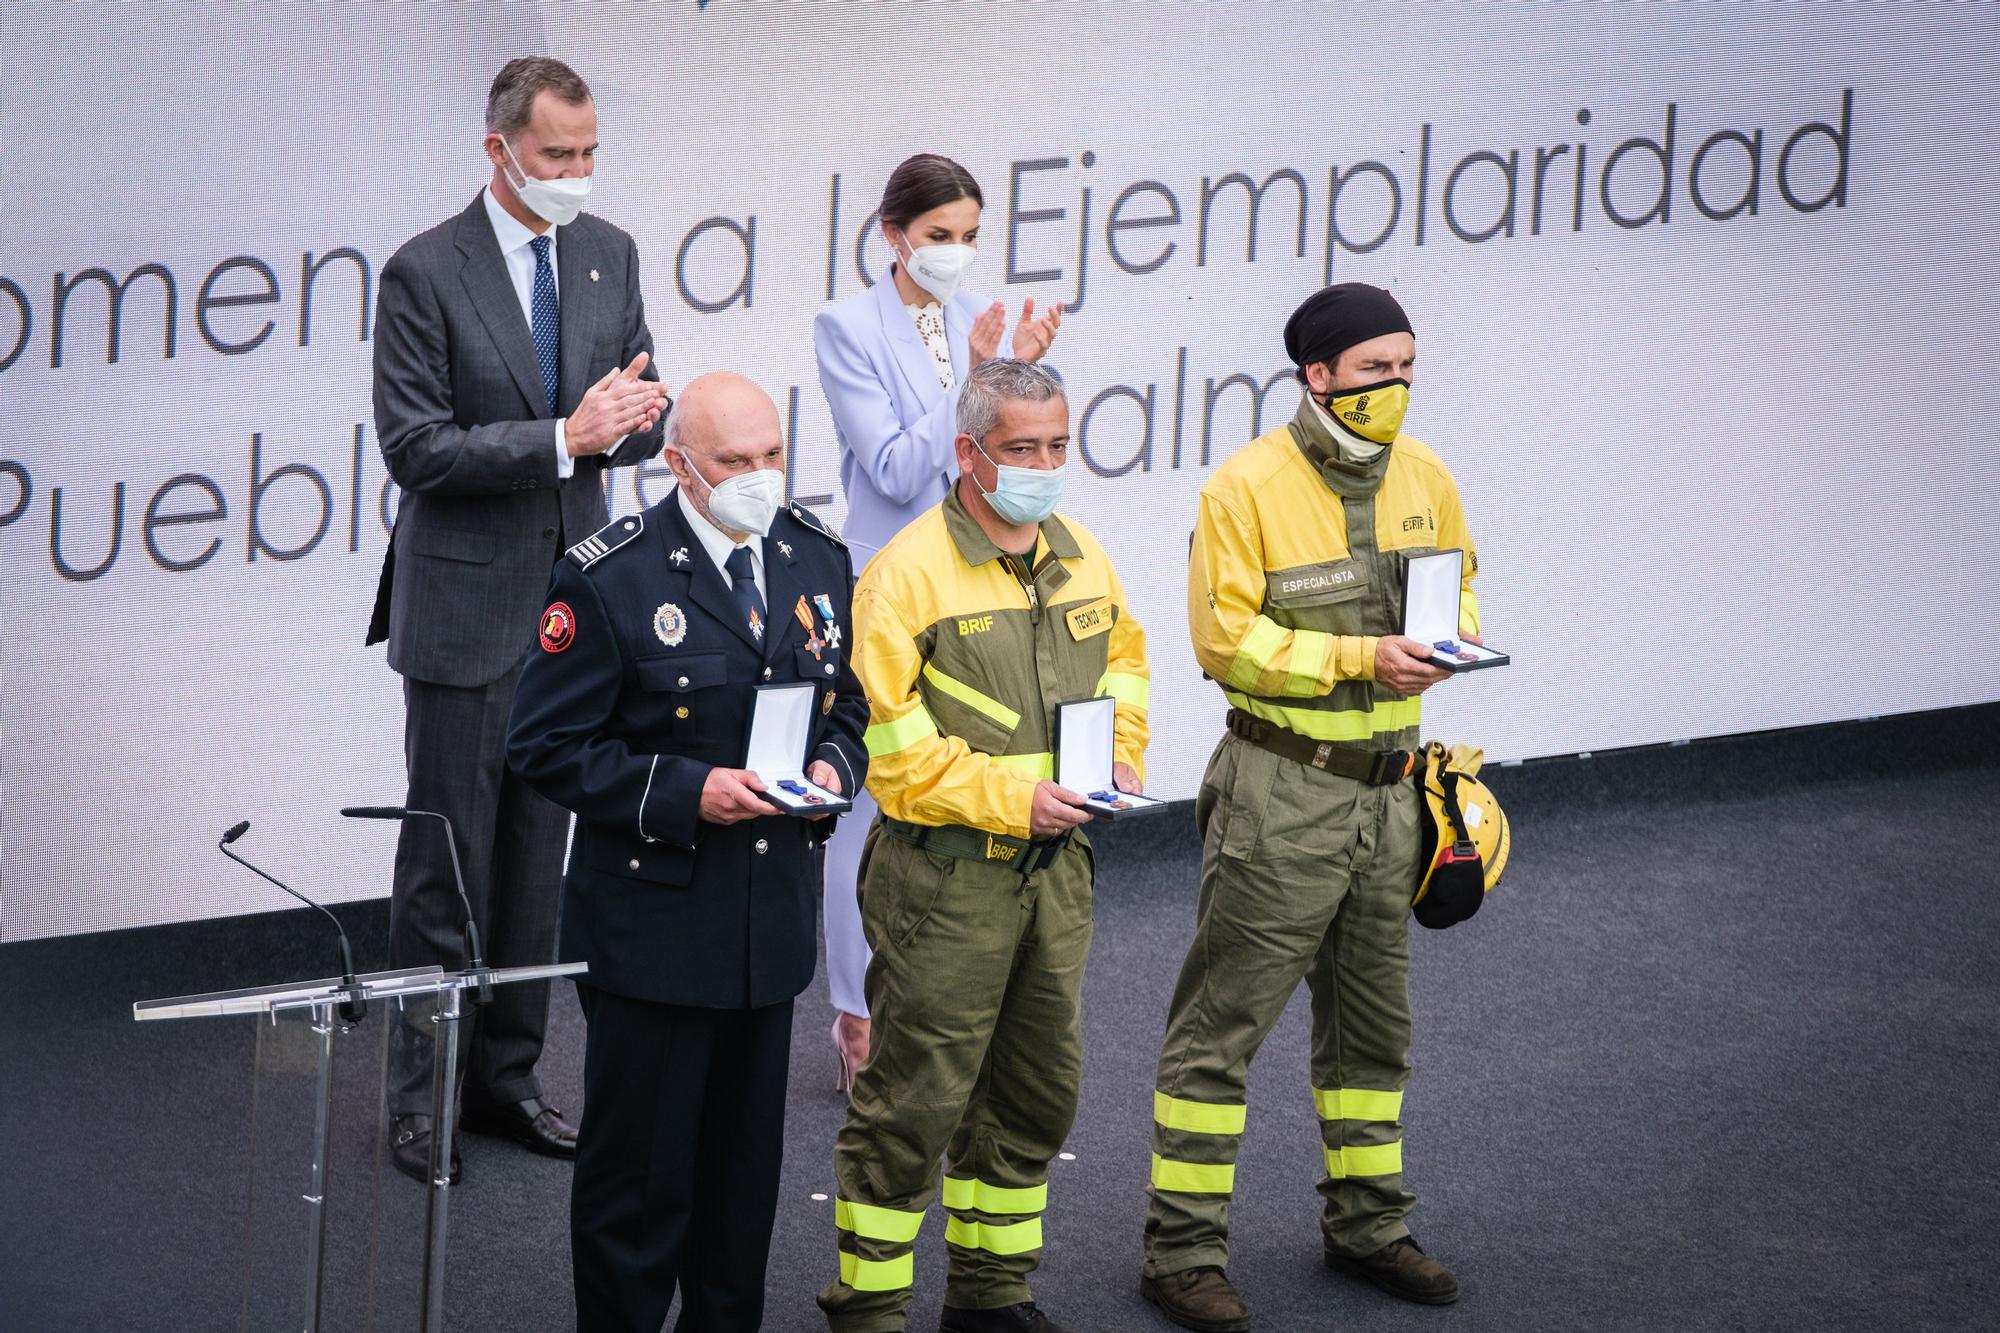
[485,56,591,137]
[958,358,1067,442]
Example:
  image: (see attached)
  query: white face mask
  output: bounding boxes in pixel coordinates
[683,451,785,537]
[500,137,592,227]
[895,233,976,305]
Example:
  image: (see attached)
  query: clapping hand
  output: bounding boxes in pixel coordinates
[967,302,1006,369]
[567,352,670,456]
[1011,297,1064,362]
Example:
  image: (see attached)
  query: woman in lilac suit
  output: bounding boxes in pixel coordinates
[812,153,1063,1089]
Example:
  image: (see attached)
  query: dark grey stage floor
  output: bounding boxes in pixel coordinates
[4,706,1998,1332]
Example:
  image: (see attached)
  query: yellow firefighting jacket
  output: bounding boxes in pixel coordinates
[855,485,1149,840]
[1189,396,1478,751]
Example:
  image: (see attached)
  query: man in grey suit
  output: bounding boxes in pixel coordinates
[367,55,670,1181]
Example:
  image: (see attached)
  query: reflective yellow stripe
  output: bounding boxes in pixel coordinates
[1283,629,1332,698]
[834,1198,924,1244]
[838,1249,913,1291]
[940,1176,1048,1215]
[1154,1091,1247,1135]
[1323,1141,1403,1178]
[1225,619,1289,692]
[991,752,1055,780]
[944,1215,1044,1256]
[921,663,1021,730]
[1096,671,1151,711]
[1312,1087,1403,1123]
[1150,1153,1235,1194]
[865,703,937,758]
[1459,588,1481,637]
[1223,692,1423,742]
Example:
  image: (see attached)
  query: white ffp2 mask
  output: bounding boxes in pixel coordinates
[501,138,592,227]
[686,454,785,537]
[896,237,976,305]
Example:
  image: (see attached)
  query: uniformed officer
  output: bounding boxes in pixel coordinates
[818,358,1150,1333]
[1140,285,1482,1330]
[507,371,869,1333]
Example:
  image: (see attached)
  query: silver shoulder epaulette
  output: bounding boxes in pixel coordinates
[787,501,845,549]
[567,513,644,570]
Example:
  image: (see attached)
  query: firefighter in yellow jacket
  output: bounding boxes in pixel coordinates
[819,358,1148,1333]
[1141,284,1479,1331]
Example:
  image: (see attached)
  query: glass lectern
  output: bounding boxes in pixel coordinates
[134,961,585,1332]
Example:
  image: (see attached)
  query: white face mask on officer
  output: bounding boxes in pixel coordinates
[500,136,592,227]
[680,448,784,537]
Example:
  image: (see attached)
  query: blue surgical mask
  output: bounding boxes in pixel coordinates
[973,440,1066,526]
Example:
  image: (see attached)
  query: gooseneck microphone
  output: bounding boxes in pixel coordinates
[219,821,367,1024]
[340,806,492,1005]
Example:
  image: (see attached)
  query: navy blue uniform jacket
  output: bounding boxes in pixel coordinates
[506,496,869,1009]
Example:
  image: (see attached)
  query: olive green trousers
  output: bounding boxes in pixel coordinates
[1144,732,1423,1276]
[819,825,1094,1332]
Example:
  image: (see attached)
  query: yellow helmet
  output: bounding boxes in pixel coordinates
[1411,742,1510,929]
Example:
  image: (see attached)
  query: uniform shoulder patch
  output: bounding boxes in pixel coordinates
[785,501,845,549]
[567,514,644,570]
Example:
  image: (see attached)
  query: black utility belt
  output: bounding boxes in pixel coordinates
[1224,708,1414,786]
[879,817,1068,874]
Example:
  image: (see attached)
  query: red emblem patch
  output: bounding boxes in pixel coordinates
[539,602,576,653]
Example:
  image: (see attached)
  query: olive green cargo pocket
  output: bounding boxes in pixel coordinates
[1265,557,1372,637]
[1214,735,1278,862]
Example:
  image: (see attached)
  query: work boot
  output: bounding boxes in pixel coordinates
[1140,1266,1252,1332]
[1325,1235,1459,1305]
[939,1302,1069,1332]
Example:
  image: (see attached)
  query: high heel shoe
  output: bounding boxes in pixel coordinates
[831,1012,871,1099]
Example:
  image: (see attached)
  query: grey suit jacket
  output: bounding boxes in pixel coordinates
[367,192,667,687]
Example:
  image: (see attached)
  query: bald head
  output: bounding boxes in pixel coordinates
[668,371,782,459]
[664,372,787,538]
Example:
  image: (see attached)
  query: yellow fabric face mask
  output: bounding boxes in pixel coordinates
[1319,378,1411,445]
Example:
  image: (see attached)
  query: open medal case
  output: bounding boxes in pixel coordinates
[1055,696,1169,820]
[1401,549,1508,673]
[745,682,853,815]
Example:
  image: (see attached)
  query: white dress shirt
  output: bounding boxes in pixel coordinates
[482,186,575,479]
[677,485,766,606]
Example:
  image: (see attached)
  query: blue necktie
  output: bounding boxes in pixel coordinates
[726,546,766,642]
[528,235,560,416]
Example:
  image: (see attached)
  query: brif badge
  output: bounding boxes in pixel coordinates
[653,602,688,647]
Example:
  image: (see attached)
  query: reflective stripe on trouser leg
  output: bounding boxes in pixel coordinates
[939,838,1092,1311]
[820,832,1021,1330]
[833,1196,924,1293]
[1144,734,1359,1278]
[1308,777,1420,1259]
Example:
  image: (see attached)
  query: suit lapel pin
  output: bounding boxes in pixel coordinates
[778,540,793,559]
[670,546,690,566]
[589,269,600,282]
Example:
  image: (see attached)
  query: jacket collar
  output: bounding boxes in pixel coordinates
[872,270,953,409]
[1288,393,1393,501]
[941,480,1082,572]
[655,494,761,651]
[453,192,549,418]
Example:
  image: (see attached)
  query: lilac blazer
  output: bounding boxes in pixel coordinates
[812,274,991,569]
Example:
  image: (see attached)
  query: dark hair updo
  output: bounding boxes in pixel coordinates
[880,154,984,231]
